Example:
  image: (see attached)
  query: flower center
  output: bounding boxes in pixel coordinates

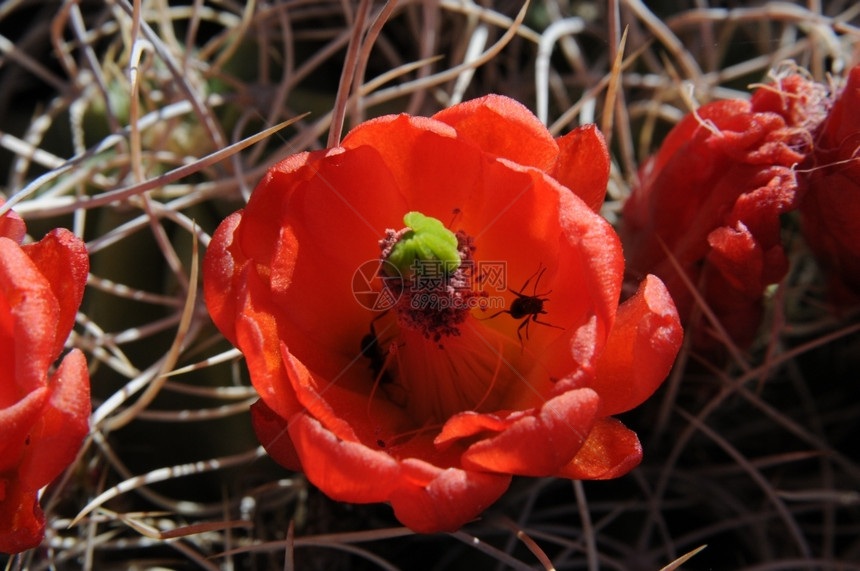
[358,212,534,431]
[378,211,487,341]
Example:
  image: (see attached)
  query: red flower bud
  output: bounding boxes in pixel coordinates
[620,71,828,352]
[799,63,860,306]
[0,200,90,554]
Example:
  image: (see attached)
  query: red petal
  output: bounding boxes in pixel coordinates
[551,124,610,212]
[521,175,624,386]
[0,201,25,244]
[431,94,560,170]
[0,477,45,554]
[16,349,89,491]
[279,342,360,441]
[727,170,798,254]
[460,389,600,476]
[0,388,47,472]
[388,458,511,533]
[279,341,414,448]
[814,63,860,144]
[592,275,682,416]
[0,352,88,554]
[750,72,829,128]
[706,222,766,297]
[22,229,89,358]
[341,113,486,224]
[647,100,751,175]
[288,413,402,503]
[19,349,92,489]
[235,146,405,380]
[555,417,643,480]
[232,277,300,421]
[203,211,244,347]
[434,410,515,449]
[798,64,860,305]
[800,164,860,304]
[250,398,302,471]
[0,239,59,396]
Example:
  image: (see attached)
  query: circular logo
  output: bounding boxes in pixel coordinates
[351,260,402,311]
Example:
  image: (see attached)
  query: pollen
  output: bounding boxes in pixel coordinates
[379,212,487,341]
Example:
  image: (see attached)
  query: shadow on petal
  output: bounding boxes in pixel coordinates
[250,399,302,472]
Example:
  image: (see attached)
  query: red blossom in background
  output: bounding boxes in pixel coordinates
[799,63,860,306]
[204,95,683,533]
[619,71,829,352]
[0,200,90,554]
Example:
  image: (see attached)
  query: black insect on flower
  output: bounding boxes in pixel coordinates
[485,263,564,346]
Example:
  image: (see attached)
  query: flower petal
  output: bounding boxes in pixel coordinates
[0,213,90,555]
[388,458,511,533]
[203,211,244,347]
[0,477,45,554]
[250,398,302,471]
[341,113,485,224]
[22,229,89,358]
[0,388,48,473]
[542,183,625,387]
[0,238,59,396]
[551,124,610,212]
[592,275,682,416]
[431,94,560,170]
[800,164,860,304]
[288,413,402,503]
[460,389,600,476]
[240,147,405,380]
[434,410,514,449]
[232,272,302,421]
[706,222,766,297]
[0,201,25,244]
[798,63,860,305]
[16,349,90,491]
[555,417,643,480]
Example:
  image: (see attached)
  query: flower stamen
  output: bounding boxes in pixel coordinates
[365,338,400,421]
[376,418,444,450]
[469,338,504,413]
[379,212,487,342]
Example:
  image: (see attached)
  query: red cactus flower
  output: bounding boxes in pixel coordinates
[619,71,828,352]
[0,200,90,554]
[799,63,860,306]
[204,95,682,533]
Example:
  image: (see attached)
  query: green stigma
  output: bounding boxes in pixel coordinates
[386,211,461,280]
